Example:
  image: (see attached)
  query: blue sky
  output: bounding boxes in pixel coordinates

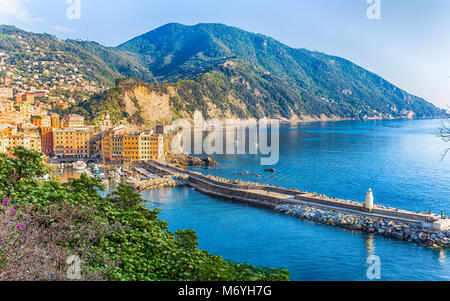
[0,0,449,109]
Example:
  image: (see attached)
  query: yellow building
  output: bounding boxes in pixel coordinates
[53,128,90,158]
[19,102,32,118]
[99,127,165,164]
[23,93,35,105]
[8,132,42,152]
[111,134,124,163]
[139,132,164,161]
[51,113,60,129]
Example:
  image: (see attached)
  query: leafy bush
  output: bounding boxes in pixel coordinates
[0,147,290,281]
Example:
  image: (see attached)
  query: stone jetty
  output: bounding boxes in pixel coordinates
[128,176,185,191]
[276,204,450,248]
[141,161,450,249]
[165,153,218,168]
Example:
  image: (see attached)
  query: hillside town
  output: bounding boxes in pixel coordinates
[0,86,165,164]
[0,32,105,93]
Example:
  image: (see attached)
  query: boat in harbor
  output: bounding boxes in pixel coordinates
[93,164,101,175]
[73,161,87,171]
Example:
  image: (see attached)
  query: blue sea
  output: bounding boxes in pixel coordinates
[144,119,450,281]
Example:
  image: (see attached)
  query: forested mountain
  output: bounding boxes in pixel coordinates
[1,23,445,123]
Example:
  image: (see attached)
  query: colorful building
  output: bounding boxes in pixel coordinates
[61,114,85,128]
[124,134,140,162]
[51,113,60,128]
[99,127,165,163]
[139,132,164,161]
[8,132,42,153]
[111,134,125,163]
[22,93,35,104]
[32,115,51,128]
[100,131,113,162]
[40,127,54,157]
[18,102,31,118]
[53,127,90,158]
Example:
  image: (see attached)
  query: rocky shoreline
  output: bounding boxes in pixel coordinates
[276,204,450,249]
[128,177,185,191]
[165,153,218,168]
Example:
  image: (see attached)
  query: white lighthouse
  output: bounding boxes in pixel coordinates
[365,189,374,212]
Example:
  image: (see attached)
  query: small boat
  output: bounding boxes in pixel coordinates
[73,161,87,171]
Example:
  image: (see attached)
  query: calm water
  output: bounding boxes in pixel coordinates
[143,119,450,281]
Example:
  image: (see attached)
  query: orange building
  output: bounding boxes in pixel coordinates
[32,116,41,127]
[14,94,23,103]
[22,93,35,104]
[40,127,54,157]
[101,126,133,163]
[100,131,113,162]
[32,115,51,128]
[98,127,164,164]
[124,134,140,162]
[53,128,90,158]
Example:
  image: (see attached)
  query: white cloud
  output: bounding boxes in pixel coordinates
[0,0,42,23]
[50,25,75,32]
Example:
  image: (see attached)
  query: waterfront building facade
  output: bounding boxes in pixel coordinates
[40,127,54,157]
[139,132,164,161]
[53,127,90,158]
[98,127,165,164]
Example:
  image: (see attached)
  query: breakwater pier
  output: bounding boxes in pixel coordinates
[141,161,450,248]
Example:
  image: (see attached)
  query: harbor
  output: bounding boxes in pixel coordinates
[53,161,186,191]
[139,160,450,249]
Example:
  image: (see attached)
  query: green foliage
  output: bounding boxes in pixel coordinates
[0,148,290,281]
[0,147,47,196]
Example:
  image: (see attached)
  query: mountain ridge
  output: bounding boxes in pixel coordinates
[0,23,446,124]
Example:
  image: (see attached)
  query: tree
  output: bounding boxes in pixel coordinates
[438,112,450,159]
[0,147,290,281]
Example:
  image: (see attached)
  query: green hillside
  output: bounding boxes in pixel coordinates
[1,23,445,122]
[116,23,444,120]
